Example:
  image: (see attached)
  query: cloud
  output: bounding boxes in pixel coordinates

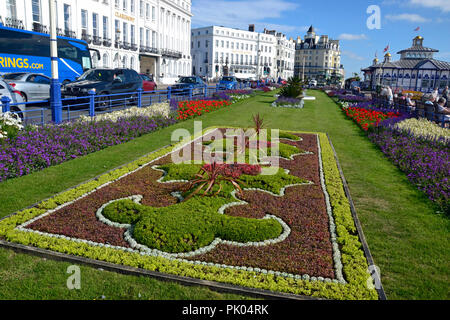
[409,0,450,12]
[338,34,368,41]
[385,13,430,23]
[191,0,299,29]
[342,51,366,61]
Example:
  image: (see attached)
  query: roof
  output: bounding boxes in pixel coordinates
[397,45,439,54]
[307,25,315,33]
[368,58,450,70]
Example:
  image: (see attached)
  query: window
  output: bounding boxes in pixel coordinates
[32,0,41,23]
[131,25,135,44]
[130,0,135,14]
[123,22,128,43]
[146,29,150,46]
[115,0,120,9]
[146,3,150,19]
[64,4,71,32]
[139,1,144,17]
[123,0,127,11]
[152,6,156,21]
[103,53,109,68]
[115,20,120,40]
[6,0,17,19]
[81,10,88,33]
[92,13,99,37]
[103,16,109,39]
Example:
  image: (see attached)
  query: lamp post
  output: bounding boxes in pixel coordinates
[49,0,62,123]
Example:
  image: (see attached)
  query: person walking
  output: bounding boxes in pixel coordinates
[387,86,394,106]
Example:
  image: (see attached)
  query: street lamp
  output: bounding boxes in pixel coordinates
[49,0,62,123]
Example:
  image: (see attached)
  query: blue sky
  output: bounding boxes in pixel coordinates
[191,0,450,78]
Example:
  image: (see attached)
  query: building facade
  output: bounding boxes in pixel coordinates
[362,36,450,92]
[191,25,295,81]
[0,0,192,84]
[294,26,344,85]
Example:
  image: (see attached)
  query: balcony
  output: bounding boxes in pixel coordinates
[122,42,130,50]
[56,28,64,36]
[81,31,92,44]
[103,38,112,47]
[2,17,24,29]
[115,40,122,49]
[33,22,48,34]
[161,49,182,59]
[93,35,102,46]
[64,29,76,39]
[131,43,138,51]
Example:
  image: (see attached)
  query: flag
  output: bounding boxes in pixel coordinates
[414,26,420,31]
[383,44,389,53]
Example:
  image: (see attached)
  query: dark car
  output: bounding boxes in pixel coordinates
[139,73,157,91]
[171,76,205,96]
[62,68,143,108]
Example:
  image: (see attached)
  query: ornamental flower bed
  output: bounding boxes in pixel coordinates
[393,118,450,144]
[0,112,24,140]
[344,105,401,131]
[176,100,232,120]
[369,123,449,214]
[77,103,171,123]
[0,116,176,182]
[0,127,379,300]
[271,97,304,109]
[337,95,371,103]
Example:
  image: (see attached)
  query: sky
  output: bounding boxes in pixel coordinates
[190,0,450,79]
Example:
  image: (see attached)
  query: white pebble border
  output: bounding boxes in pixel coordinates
[15,129,345,285]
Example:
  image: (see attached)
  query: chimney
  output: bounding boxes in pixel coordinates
[249,24,255,32]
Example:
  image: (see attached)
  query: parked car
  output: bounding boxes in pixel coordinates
[2,72,51,102]
[218,76,238,90]
[139,73,157,91]
[0,79,25,119]
[309,80,318,87]
[62,68,143,109]
[172,76,206,96]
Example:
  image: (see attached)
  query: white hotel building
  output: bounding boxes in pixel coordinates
[0,0,192,84]
[191,25,295,81]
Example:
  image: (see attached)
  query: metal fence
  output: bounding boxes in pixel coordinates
[1,81,262,126]
[370,94,449,128]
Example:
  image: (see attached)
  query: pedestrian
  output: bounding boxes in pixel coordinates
[431,88,439,101]
[406,93,416,112]
[386,86,394,106]
[436,97,450,127]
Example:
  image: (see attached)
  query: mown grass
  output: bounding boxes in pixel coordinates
[1,90,448,299]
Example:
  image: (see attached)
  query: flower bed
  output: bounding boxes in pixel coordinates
[393,118,450,144]
[337,100,449,213]
[271,97,304,109]
[337,95,371,103]
[369,124,449,214]
[344,105,401,131]
[0,127,379,300]
[176,100,232,120]
[0,116,176,182]
[77,103,171,123]
[0,112,23,140]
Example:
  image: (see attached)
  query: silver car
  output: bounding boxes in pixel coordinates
[2,73,51,102]
[0,79,25,118]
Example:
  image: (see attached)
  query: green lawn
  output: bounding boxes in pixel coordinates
[0,90,448,300]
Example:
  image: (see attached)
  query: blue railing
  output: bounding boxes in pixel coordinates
[1,81,262,126]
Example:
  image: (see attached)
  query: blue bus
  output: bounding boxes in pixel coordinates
[0,24,99,84]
